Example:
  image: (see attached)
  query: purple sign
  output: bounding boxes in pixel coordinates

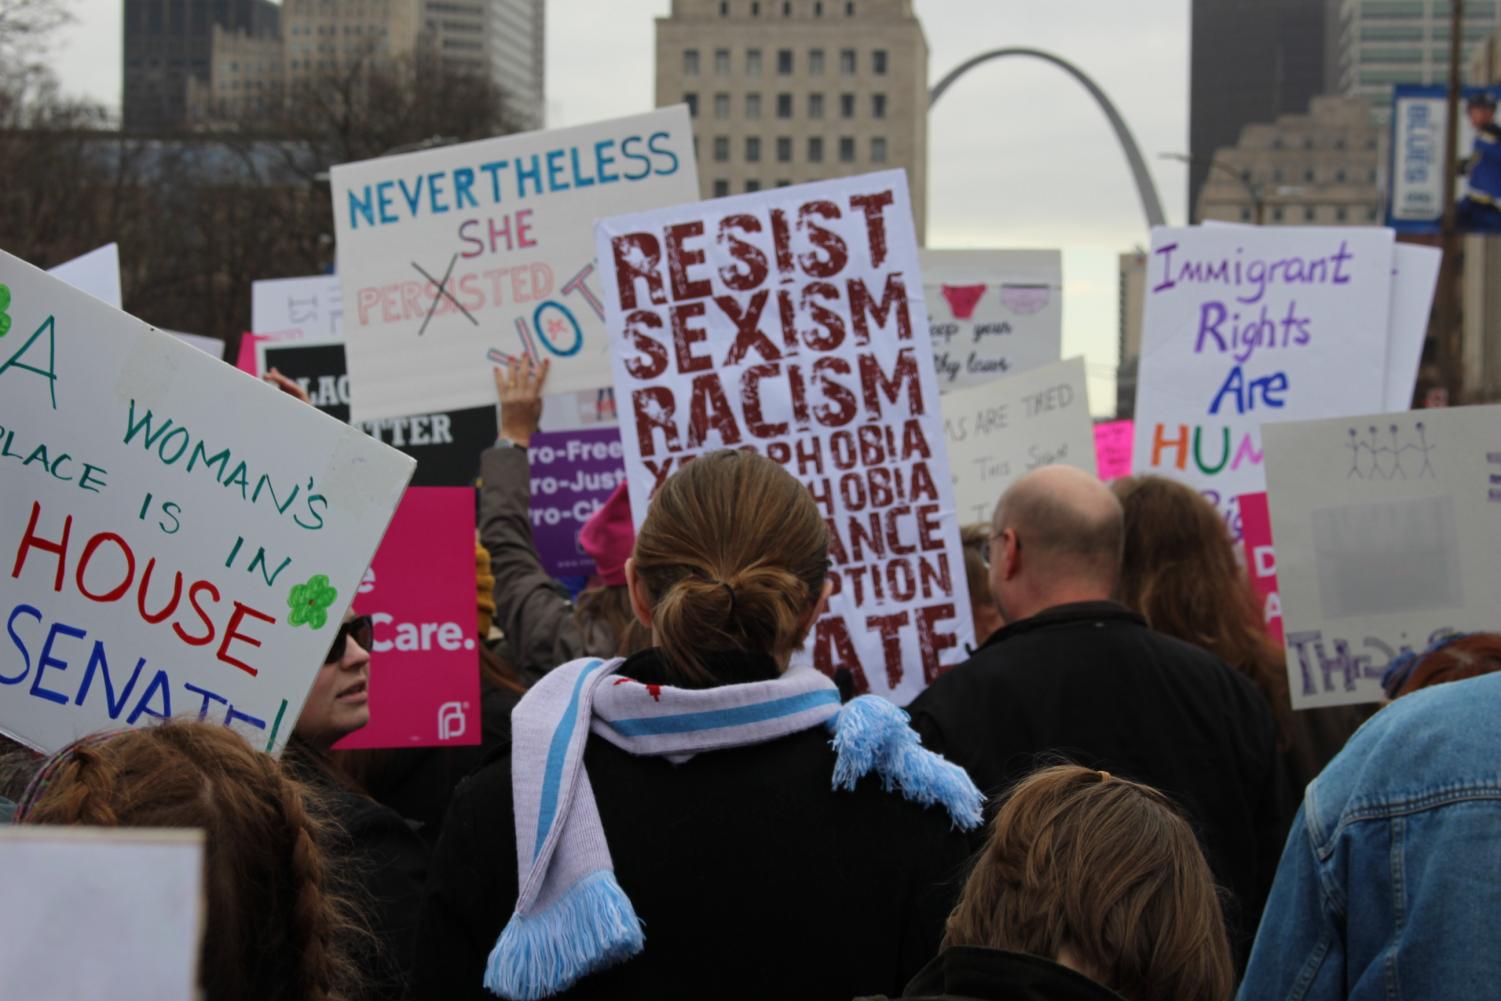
[529,426,628,578]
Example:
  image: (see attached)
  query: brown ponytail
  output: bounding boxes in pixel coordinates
[632,449,830,684]
[21,721,362,1001]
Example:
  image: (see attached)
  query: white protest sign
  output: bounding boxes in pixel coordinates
[333,108,700,422]
[252,274,343,337]
[0,250,415,754]
[596,170,973,705]
[942,356,1096,524]
[0,827,204,1001]
[1131,226,1394,536]
[921,249,1062,391]
[1263,404,1501,709]
[48,244,122,308]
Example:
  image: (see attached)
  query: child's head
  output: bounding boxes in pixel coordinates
[945,764,1233,1001]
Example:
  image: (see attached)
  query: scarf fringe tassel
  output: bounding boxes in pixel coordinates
[829,695,985,831]
[484,869,645,1000]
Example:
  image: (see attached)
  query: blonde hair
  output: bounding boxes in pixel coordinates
[631,450,829,683]
[945,765,1233,1001]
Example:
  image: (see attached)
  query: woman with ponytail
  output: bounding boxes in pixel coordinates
[417,449,981,1001]
[16,720,361,1001]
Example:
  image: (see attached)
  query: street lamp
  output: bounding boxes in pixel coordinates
[1160,152,1265,225]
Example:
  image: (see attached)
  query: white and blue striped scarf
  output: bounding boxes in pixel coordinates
[486,655,983,1000]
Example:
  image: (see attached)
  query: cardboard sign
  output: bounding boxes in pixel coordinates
[258,339,496,487]
[1132,226,1395,538]
[596,171,973,705]
[251,274,343,337]
[48,244,122,308]
[1093,419,1134,481]
[942,356,1097,524]
[0,250,415,754]
[0,827,204,1001]
[336,488,479,749]
[920,249,1063,391]
[527,426,628,578]
[333,108,700,422]
[1238,491,1283,643]
[1263,405,1501,708]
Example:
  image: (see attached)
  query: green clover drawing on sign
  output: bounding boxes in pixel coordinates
[287,574,338,629]
[0,284,11,337]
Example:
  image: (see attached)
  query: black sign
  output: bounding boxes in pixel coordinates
[261,341,496,486]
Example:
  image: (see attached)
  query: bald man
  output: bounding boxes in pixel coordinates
[909,466,1286,965]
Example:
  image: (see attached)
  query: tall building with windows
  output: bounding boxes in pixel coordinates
[281,0,422,89]
[1329,0,1501,113]
[655,0,929,237]
[124,0,280,130]
[425,0,545,130]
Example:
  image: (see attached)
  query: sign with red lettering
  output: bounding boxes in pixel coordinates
[336,488,479,749]
[1237,491,1283,644]
[595,171,974,705]
[0,250,415,754]
[332,108,699,423]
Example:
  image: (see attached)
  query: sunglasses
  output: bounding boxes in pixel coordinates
[325,615,374,664]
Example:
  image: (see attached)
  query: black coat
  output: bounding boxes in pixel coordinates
[415,649,975,1001]
[906,602,1286,960]
[858,947,1127,1001]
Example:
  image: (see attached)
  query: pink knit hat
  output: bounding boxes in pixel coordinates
[579,483,634,586]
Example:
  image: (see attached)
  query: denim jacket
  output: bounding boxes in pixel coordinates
[1239,672,1501,1000]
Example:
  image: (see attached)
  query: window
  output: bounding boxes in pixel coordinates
[1336,205,1348,221]
[777,93,793,118]
[840,48,856,74]
[1272,167,1284,182]
[870,137,887,162]
[751,0,760,13]
[872,93,886,118]
[713,179,730,196]
[808,136,824,162]
[1367,205,1380,221]
[1369,167,1379,182]
[839,136,855,163]
[714,136,730,162]
[719,1,728,14]
[782,0,791,13]
[814,1,823,14]
[746,136,762,162]
[1304,205,1316,221]
[684,49,700,75]
[872,49,888,74]
[777,136,793,162]
[1335,168,1347,182]
[1272,206,1284,222]
[809,48,825,74]
[1303,168,1315,182]
[840,93,855,118]
[777,49,793,74]
[684,93,698,116]
[777,178,792,187]
[1240,207,1252,222]
[746,92,762,118]
[808,93,825,118]
[714,92,730,118]
[845,0,854,12]
[747,48,762,76]
[715,48,731,74]
[746,179,762,192]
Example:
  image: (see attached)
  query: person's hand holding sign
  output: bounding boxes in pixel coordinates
[262,367,311,406]
[494,356,550,448]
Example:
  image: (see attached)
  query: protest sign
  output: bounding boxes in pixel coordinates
[1238,491,1283,643]
[0,250,415,754]
[596,170,973,705]
[1263,405,1501,709]
[527,426,628,578]
[1132,225,1395,538]
[1093,419,1134,481]
[336,488,479,749]
[942,356,1096,523]
[252,274,343,337]
[920,249,1062,391]
[1389,84,1501,234]
[258,338,496,486]
[333,108,700,422]
[0,827,204,1001]
[48,244,122,308]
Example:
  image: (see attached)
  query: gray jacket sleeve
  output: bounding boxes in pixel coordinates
[478,445,588,684]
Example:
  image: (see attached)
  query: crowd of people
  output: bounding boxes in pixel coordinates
[2,356,1496,1001]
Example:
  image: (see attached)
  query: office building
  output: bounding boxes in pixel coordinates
[281,0,423,89]
[424,0,545,131]
[1329,0,1501,113]
[1190,0,1327,218]
[655,0,930,237]
[1117,249,1146,419]
[123,0,280,130]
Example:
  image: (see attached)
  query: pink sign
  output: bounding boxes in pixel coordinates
[1094,420,1134,480]
[336,487,481,749]
[1238,491,1283,644]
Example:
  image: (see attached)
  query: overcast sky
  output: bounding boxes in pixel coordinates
[46,0,1191,413]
